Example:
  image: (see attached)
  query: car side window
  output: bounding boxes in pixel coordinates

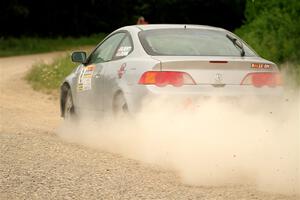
[114,35,133,59]
[88,33,126,64]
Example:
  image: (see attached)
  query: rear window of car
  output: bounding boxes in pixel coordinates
[138,28,257,57]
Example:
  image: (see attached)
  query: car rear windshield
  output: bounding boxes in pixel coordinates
[138,28,257,57]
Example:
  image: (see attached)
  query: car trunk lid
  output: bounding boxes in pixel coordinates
[151,56,278,86]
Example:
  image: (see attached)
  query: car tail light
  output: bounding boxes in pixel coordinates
[138,71,196,87]
[241,72,282,87]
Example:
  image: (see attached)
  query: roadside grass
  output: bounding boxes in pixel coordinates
[0,34,105,57]
[26,55,77,94]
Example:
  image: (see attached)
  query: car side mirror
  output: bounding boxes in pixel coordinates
[71,51,87,63]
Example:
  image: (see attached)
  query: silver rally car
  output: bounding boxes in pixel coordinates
[60,24,282,118]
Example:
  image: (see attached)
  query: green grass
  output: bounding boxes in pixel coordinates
[26,55,76,93]
[0,34,106,57]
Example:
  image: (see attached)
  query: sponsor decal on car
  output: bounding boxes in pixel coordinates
[115,46,132,57]
[251,63,271,69]
[118,63,127,79]
[77,65,95,92]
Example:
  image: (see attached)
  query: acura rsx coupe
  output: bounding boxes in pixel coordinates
[60,24,282,119]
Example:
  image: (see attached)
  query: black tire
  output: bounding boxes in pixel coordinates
[113,93,129,118]
[64,89,76,121]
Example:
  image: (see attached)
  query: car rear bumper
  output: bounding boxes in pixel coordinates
[145,84,283,97]
[125,85,284,113]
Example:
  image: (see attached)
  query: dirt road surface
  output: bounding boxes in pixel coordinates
[0,53,297,199]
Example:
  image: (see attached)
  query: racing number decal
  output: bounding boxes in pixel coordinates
[77,65,95,92]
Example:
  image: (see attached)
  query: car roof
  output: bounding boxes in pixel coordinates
[114,24,228,36]
[133,24,226,31]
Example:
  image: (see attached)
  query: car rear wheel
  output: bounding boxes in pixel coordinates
[113,93,128,118]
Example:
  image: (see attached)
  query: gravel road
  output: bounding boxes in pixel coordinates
[0,53,298,199]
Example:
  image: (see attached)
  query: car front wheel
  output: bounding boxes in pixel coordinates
[64,89,76,121]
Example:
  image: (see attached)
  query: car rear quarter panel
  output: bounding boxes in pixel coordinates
[103,56,160,114]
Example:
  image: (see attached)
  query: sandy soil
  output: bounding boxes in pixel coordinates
[0,53,298,199]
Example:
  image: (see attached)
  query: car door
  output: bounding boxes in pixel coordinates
[101,34,134,113]
[77,32,126,112]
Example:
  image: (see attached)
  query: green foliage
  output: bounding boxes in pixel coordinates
[26,55,76,92]
[0,34,105,57]
[235,0,300,64]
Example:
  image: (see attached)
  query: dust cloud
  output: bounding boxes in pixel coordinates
[57,89,299,195]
